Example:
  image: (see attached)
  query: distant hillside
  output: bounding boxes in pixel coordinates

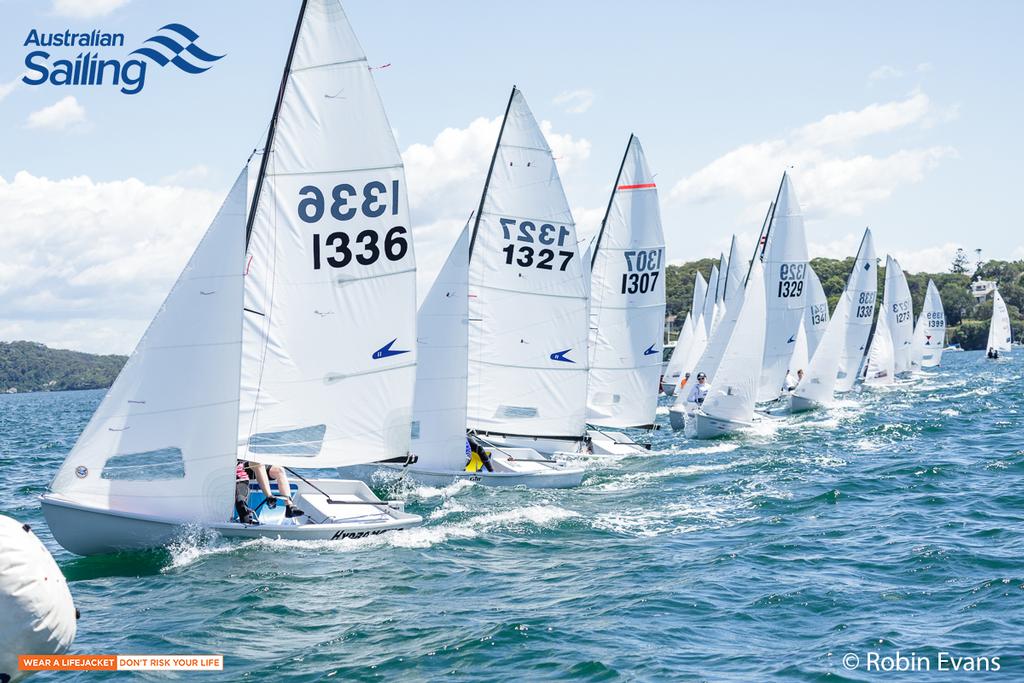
[0,341,126,393]
[665,258,1024,351]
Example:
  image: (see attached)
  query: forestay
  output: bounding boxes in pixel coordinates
[410,223,470,471]
[239,0,417,467]
[701,259,767,422]
[587,135,666,428]
[884,256,914,375]
[758,173,809,401]
[912,279,945,369]
[835,228,877,392]
[988,288,1013,352]
[49,169,248,522]
[467,87,589,438]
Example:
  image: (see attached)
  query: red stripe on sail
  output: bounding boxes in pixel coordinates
[617,183,656,190]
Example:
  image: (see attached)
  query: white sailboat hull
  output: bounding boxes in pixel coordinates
[41,479,421,556]
[689,411,751,439]
[668,405,688,431]
[661,382,677,396]
[586,429,649,456]
[787,393,820,414]
[477,434,585,457]
[340,456,585,489]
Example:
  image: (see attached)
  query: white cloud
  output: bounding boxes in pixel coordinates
[670,91,956,220]
[0,74,24,102]
[868,65,904,83]
[811,234,967,274]
[402,114,591,300]
[51,0,130,18]
[916,62,933,73]
[25,96,87,131]
[0,172,221,353]
[159,164,212,187]
[553,89,594,114]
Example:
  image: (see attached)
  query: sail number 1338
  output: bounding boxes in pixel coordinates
[298,181,410,270]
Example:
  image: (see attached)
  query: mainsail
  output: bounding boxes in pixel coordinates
[587,135,666,428]
[804,264,830,359]
[701,259,767,422]
[758,173,809,401]
[911,279,945,369]
[239,0,417,467]
[49,169,248,521]
[663,272,708,392]
[410,223,470,471]
[835,228,877,392]
[863,310,896,385]
[466,87,589,439]
[988,288,1013,352]
[884,256,914,375]
[684,235,746,386]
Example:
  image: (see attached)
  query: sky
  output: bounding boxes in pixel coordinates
[1,0,1022,354]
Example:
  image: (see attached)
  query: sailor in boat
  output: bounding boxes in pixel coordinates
[234,460,305,524]
[988,347,999,359]
[686,372,711,409]
[465,435,495,473]
[783,368,804,392]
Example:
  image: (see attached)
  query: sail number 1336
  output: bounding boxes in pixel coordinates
[298,181,410,269]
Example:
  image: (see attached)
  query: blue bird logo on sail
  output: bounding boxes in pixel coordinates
[643,344,659,356]
[787,334,796,344]
[130,24,224,74]
[372,339,410,359]
[550,349,575,363]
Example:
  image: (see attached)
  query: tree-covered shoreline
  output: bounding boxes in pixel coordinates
[0,341,126,393]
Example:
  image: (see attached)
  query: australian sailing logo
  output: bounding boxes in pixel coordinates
[21,23,223,95]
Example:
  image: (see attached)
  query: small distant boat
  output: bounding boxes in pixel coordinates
[987,287,1013,356]
[884,256,915,377]
[662,273,708,395]
[862,302,897,386]
[41,0,423,555]
[944,343,964,352]
[911,279,945,370]
[585,135,665,455]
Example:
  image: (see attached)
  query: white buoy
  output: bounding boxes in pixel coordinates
[0,515,77,682]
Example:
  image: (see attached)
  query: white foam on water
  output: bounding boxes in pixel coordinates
[655,406,670,416]
[672,443,740,456]
[940,408,960,417]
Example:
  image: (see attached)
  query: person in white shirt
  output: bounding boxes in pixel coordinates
[687,372,711,408]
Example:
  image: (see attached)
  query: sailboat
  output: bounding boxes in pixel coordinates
[41,0,423,556]
[688,259,767,438]
[987,287,1013,355]
[341,223,584,487]
[668,235,743,430]
[789,229,877,410]
[757,173,810,402]
[911,279,945,370]
[465,87,591,458]
[883,256,915,377]
[585,135,666,456]
[662,272,707,395]
[862,310,896,385]
[835,228,878,392]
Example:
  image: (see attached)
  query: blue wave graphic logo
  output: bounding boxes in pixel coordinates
[130,23,223,74]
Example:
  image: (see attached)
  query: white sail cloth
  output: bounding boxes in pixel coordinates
[758,174,809,401]
[662,272,707,392]
[702,259,767,422]
[410,224,470,472]
[988,288,1012,352]
[662,312,694,394]
[912,279,946,369]
[863,311,896,385]
[803,265,829,358]
[49,169,248,521]
[239,0,417,467]
[587,135,666,428]
[883,256,914,375]
[467,88,589,438]
[835,228,878,392]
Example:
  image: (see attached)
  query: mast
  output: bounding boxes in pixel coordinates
[468,86,517,261]
[244,0,308,248]
[758,171,787,259]
[591,134,634,269]
[744,200,775,285]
